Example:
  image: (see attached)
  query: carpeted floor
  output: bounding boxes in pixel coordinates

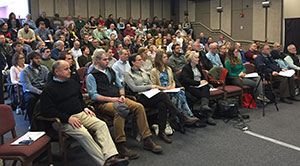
[3,99,300,166]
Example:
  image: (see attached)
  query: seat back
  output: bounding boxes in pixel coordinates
[77,67,87,82]
[244,63,256,74]
[0,104,16,136]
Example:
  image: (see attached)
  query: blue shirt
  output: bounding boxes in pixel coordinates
[206,51,223,67]
[34,28,50,41]
[86,66,124,101]
[112,60,131,83]
[50,48,61,60]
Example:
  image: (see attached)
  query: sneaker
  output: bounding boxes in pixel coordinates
[257,95,271,103]
[143,137,163,153]
[116,142,139,160]
[165,122,174,136]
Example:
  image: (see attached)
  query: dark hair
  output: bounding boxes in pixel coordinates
[8,12,16,20]
[154,49,167,72]
[41,47,50,53]
[23,23,29,27]
[12,41,22,48]
[128,53,138,67]
[58,50,69,60]
[81,45,89,53]
[28,52,41,61]
[172,43,180,51]
[12,52,25,66]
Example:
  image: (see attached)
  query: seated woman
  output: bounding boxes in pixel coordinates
[124,54,198,142]
[180,51,216,126]
[10,52,28,84]
[9,52,28,113]
[225,47,269,102]
[150,50,198,119]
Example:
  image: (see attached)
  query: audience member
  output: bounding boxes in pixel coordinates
[71,41,82,60]
[107,24,118,40]
[93,24,108,45]
[20,52,49,122]
[206,43,223,67]
[180,51,216,125]
[22,14,36,30]
[51,13,64,31]
[75,15,85,32]
[245,43,259,64]
[285,44,300,71]
[17,23,36,49]
[107,48,117,67]
[41,60,129,166]
[168,44,187,75]
[51,40,64,60]
[78,46,91,67]
[255,44,300,104]
[35,11,51,29]
[35,21,54,47]
[0,34,13,68]
[112,49,131,83]
[105,14,116,29]
[123,24,136,39]
[139,47,152,75]
[40,47,55,71]
[117,17,125,34]
[86,49,163,159]
[10,52,28,84]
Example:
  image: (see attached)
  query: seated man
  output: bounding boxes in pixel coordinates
[284,44,300,71]
[206,42,223,67]
[255,44,300,104]
[112,49,131,83]
[41,60,128,166]
[86,49,163,160]
[245,43,259,64]
[20,52,49,122]
[167,43,187,75]
[50,40,64,60]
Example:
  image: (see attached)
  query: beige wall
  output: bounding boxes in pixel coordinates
[30,0,171,21]
[284,0,300,19]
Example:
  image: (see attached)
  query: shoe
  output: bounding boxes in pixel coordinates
[165,122,174,136]
[288,96,300,102]
[116,142,139,160]
[158,131,172,144]
[206,117,216,126]
[257,95,271,103]
[143,137,163,153]
[201,105,212,111]
[178,123,186,134]
[280,98,293,104]
[179,114,199,126]
[194,120,207,128]
[104,156,129,166]
[152,124,159,136]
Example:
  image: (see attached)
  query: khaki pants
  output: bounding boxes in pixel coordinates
[61,111,118,166]
[97,98,152,143]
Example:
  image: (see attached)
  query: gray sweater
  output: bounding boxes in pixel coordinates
[124,68,152,93]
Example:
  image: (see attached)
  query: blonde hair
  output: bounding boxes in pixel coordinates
[92,49,106,64]
[186,51,199,63]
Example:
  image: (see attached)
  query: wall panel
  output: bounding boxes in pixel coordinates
[221,0,231,35]
[153,0,162,19]
[116,0,127,19]
[55,0,69,17]
[38,0,54,17]
[88,0,100,18]
[75,0,88,18]
[105,0,116,19]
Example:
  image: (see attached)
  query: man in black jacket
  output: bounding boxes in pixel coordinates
[41,60,128,166]
[255,44,300,104]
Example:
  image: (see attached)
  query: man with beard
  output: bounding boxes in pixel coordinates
[20,52,49,123]
[284,44,300,71]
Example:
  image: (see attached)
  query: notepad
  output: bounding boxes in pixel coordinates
[11,131,46,146]
[244,72,259,78]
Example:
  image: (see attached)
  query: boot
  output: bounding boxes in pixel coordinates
[178,112,199,125]
[143,137,163,153]
[200,98,212,111]
[158,131,172,143]
[116,142,140,160]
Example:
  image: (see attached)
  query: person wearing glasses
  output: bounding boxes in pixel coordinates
[206,42,223,67]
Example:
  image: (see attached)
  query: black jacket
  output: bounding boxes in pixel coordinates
[180,63,206,89]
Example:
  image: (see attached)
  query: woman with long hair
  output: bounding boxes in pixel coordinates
[150,50,202,124]
[225,47,268,102]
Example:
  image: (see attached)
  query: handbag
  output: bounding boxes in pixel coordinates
[214,98,239,119]
[243,93,256,109]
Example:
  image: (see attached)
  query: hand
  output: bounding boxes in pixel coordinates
[68,117,82,129]
[253,54,258,59]
[84,109,95,117]
[151,85,157,89]
[39,90,43,94]
[50,39,54,44]
[111,97,121,103]
[200,80,208,85]
[239,72,245,77]
[119,96,125,103]
[166,86,174,90]
[272,71,279,76]
[281,69,286,72]
[245,62,250,64]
